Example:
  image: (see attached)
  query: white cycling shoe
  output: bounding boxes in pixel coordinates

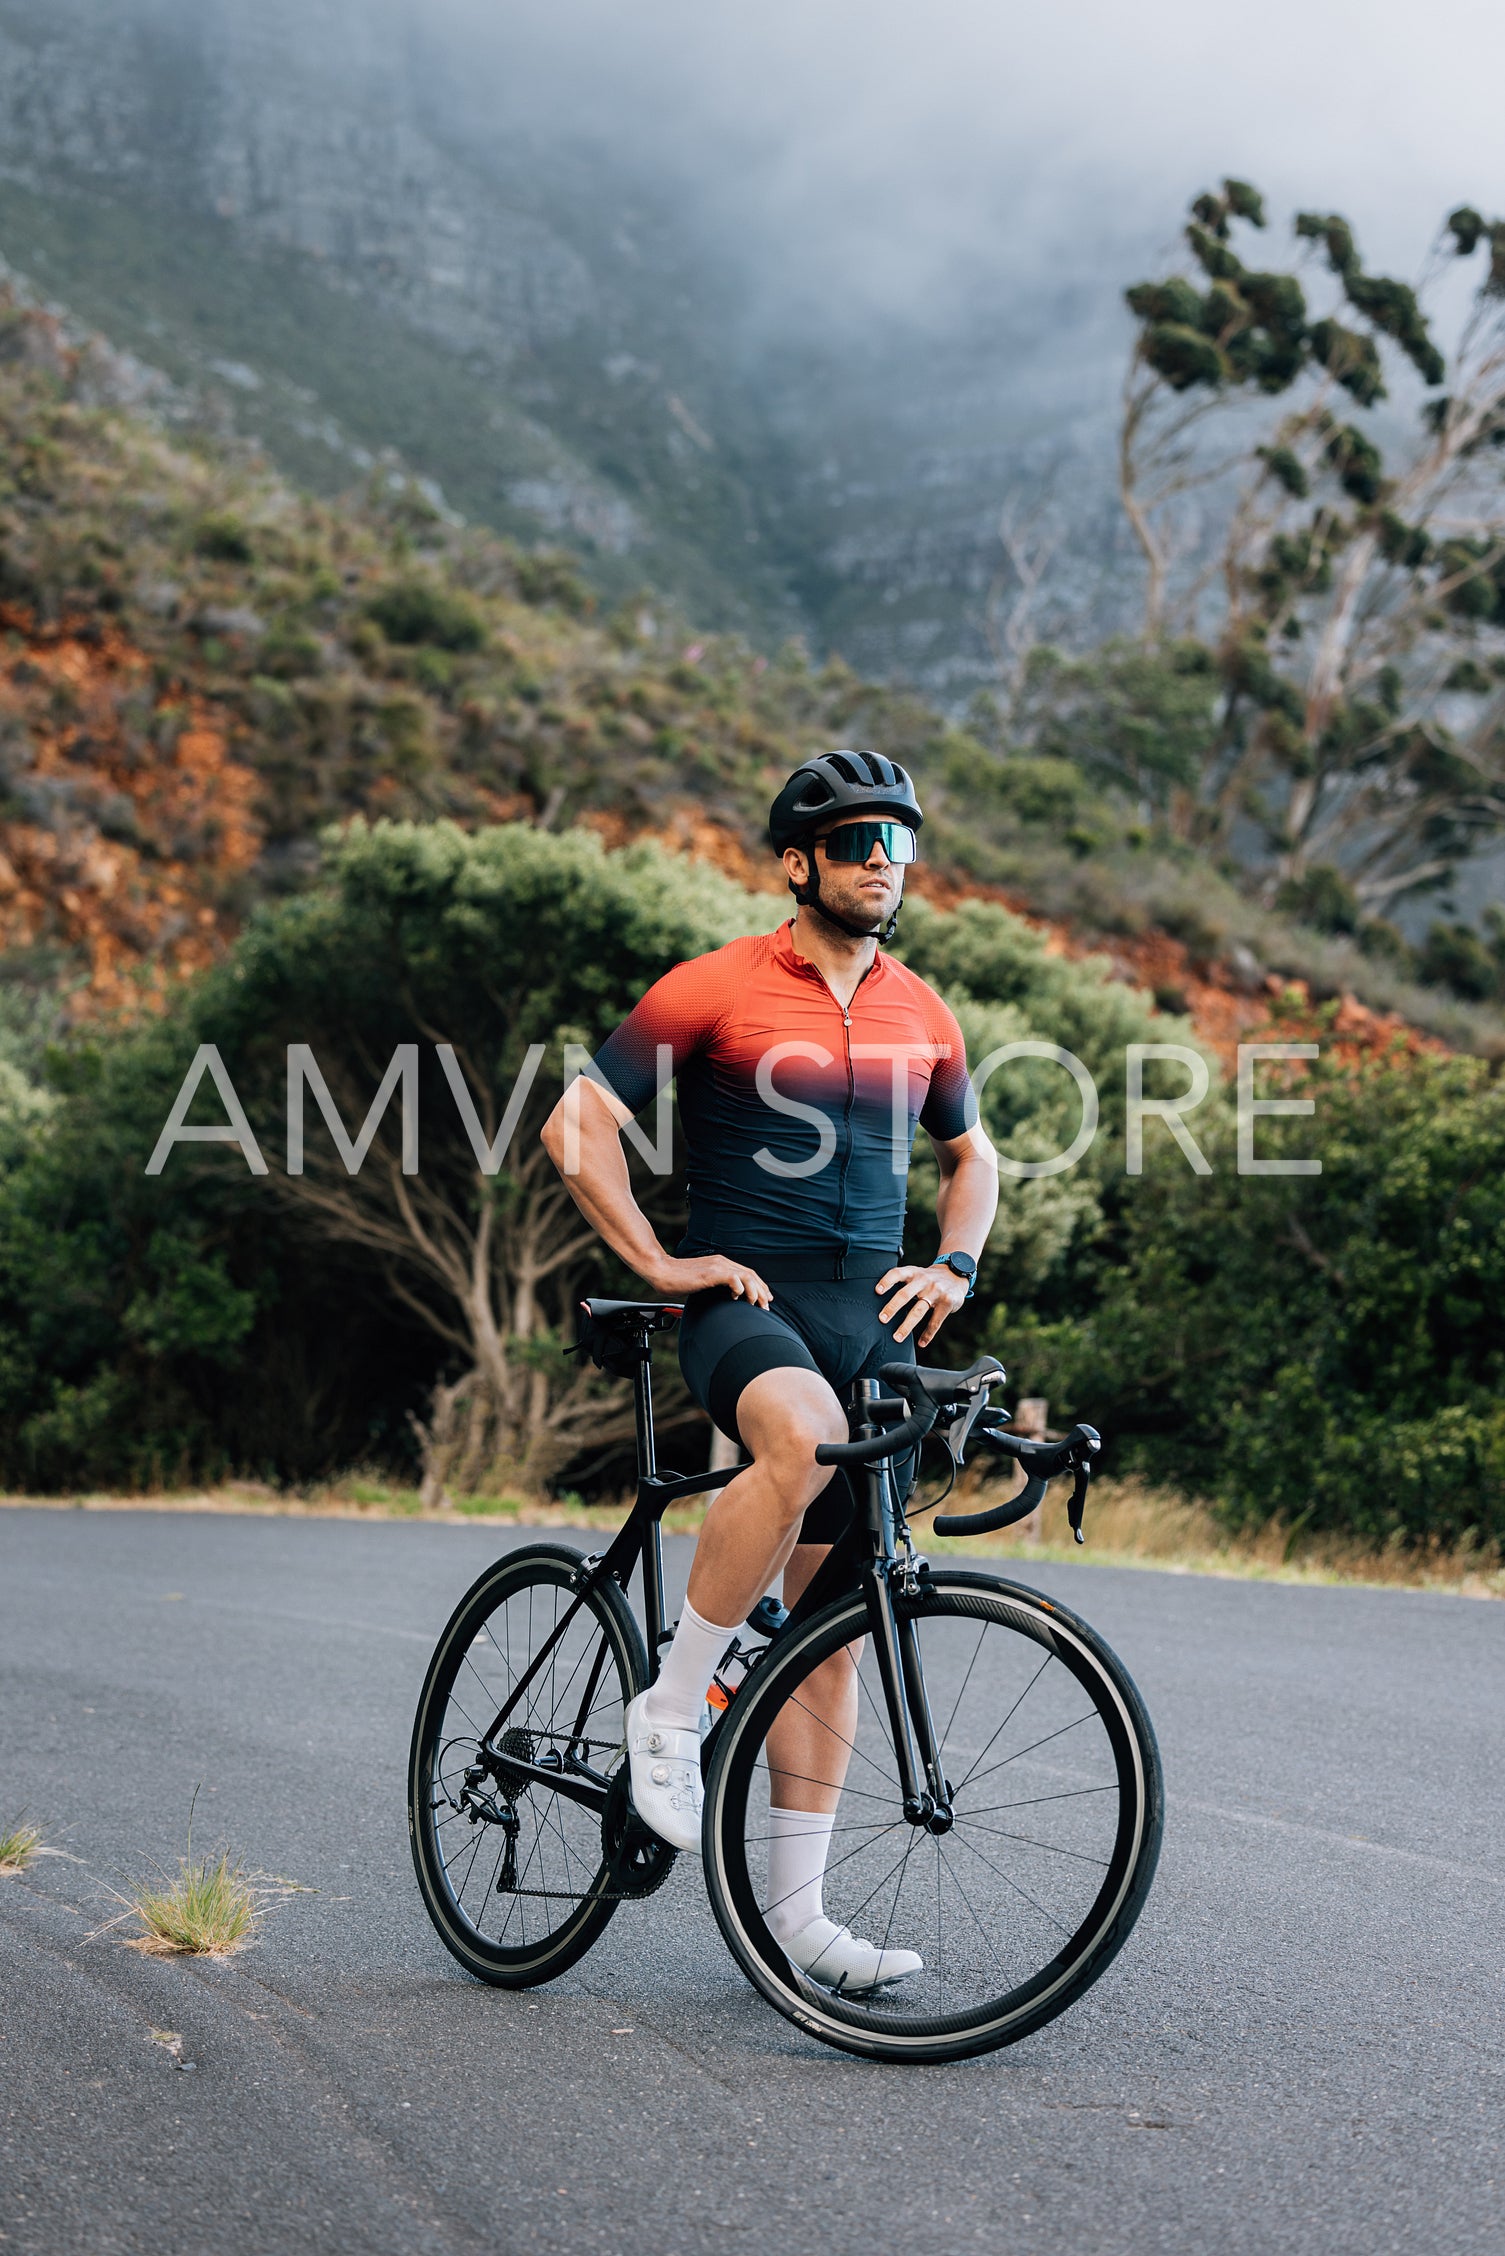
[624,1692,703,1853]
[779,1915,924,1993]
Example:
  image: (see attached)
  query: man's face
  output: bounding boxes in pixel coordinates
[785,819,911,929]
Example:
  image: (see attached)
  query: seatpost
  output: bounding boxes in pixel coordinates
[633,1326,658,1482]
[632,1322,671,1672]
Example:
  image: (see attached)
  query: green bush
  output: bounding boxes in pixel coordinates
[193,512,254,564]
[366,576,486,652]
[1416,914,1505,1004]
[0,824,769,1491]
[1274,864,1362,936]
[516,551,593,616]
[1002,1055,1505,1548]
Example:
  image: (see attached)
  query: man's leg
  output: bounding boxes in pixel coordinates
[629,1368,847,1851]
[765,1542,860,1814]
[683,1367,848,1628]
[757,1533,919,1982]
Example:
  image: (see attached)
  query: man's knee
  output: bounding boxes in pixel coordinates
[738,1372,846,1511]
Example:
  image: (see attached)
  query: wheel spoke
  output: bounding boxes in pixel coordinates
[961,1710,1100,1796]
[936,1618,989,1767]
[951,1650,1053,1794]
[949,1818,1110,1867]
[957,1783,1118,1819]
[943,1816,1077,1938]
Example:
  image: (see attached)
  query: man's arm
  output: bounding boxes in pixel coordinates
[877,1129,998,1348]
[933,1127,999,1262]
[540,1077,772,1307]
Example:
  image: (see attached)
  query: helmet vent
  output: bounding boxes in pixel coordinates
[826,751,864,785]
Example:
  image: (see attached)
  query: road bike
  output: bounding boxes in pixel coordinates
[408,1298,1163,2063]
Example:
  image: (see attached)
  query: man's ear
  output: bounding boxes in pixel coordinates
[782,844,811,887]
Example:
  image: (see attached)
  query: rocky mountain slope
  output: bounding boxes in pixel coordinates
[0,281,1485,1081]
[0,0,1138,702]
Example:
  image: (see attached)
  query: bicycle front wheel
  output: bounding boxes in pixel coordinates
[702,1570,1162,2062]
[409,1542,649,1987]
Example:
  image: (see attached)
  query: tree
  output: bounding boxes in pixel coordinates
[0,1012,420,1493]
[195,821,769,1497]
[1121,181,1505,910]
[1003,637,1220,823]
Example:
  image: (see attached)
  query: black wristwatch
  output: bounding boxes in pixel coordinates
[938,1250,977,1298]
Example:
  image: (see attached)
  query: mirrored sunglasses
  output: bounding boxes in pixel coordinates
[818,820,918,865]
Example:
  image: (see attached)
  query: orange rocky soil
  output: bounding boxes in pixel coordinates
[582,805,1441,1071]
[0,610,1441,1070]
[1,604,260,1016]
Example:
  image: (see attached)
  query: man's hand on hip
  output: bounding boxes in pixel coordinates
[652,1254,774,1309]
[875,1263,970,1348]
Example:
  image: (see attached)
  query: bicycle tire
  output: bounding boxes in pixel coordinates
[409,1542,649,1987]
[702,1569,1162,2063]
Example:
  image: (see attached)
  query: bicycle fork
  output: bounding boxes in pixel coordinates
[863,1566,953,1832]
[857,1421,954,1835]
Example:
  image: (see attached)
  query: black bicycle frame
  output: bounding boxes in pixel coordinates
[477,1337,740,1797]
[482,1349,950,1826]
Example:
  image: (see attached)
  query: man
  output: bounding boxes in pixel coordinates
[541,751,997,1989]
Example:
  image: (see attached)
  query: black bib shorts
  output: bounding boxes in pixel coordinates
[677,1253,917,1545]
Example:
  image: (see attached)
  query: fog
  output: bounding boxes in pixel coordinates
[419,0,1505,332]
[18,0,1505,359]
[8,0,1505,679]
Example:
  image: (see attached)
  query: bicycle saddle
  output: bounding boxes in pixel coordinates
[571,1298,683,1378]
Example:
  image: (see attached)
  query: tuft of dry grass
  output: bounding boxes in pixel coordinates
[117,1846,258,1957]
[99,1791,303,1958]
[0,1818,42,1874]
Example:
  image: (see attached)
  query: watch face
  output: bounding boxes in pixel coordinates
[944,1252,976,1279]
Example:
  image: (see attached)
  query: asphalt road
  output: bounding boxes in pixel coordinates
[1,1508,1501,2256]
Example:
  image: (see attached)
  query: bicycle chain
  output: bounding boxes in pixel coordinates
[493,1880,657,1905]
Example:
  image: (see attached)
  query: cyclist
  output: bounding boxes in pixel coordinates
[541,752,997,1989]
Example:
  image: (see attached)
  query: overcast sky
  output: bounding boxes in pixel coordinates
[421,0,1505,333]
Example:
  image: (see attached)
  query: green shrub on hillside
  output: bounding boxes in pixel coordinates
[365,576,486,652]
[1002,1054,1505,1547]
[193,511,255,564]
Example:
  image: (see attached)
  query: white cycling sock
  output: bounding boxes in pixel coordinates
[643,1599,737,1733]
[765,1806,836,1943]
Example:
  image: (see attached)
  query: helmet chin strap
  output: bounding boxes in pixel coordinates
[790,857,903,945]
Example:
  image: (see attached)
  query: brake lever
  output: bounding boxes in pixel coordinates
[1061,1423,1102,1544]
[1066,1460,1091,1546]
[944,1394,1006,1468]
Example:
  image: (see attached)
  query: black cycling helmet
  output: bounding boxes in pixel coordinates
[768,750,924,855]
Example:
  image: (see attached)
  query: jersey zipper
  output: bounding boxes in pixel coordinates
[835,999,855,1278]
[789,935,874,1282]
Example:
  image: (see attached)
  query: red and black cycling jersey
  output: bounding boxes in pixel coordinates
[588,920,972,1274]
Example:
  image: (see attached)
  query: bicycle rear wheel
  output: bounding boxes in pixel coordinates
[409,1542,650,1986]
[702,1570,1162,2062]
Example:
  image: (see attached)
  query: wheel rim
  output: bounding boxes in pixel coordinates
[416,1562,636,1966]
[709,1582,1155,2050]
